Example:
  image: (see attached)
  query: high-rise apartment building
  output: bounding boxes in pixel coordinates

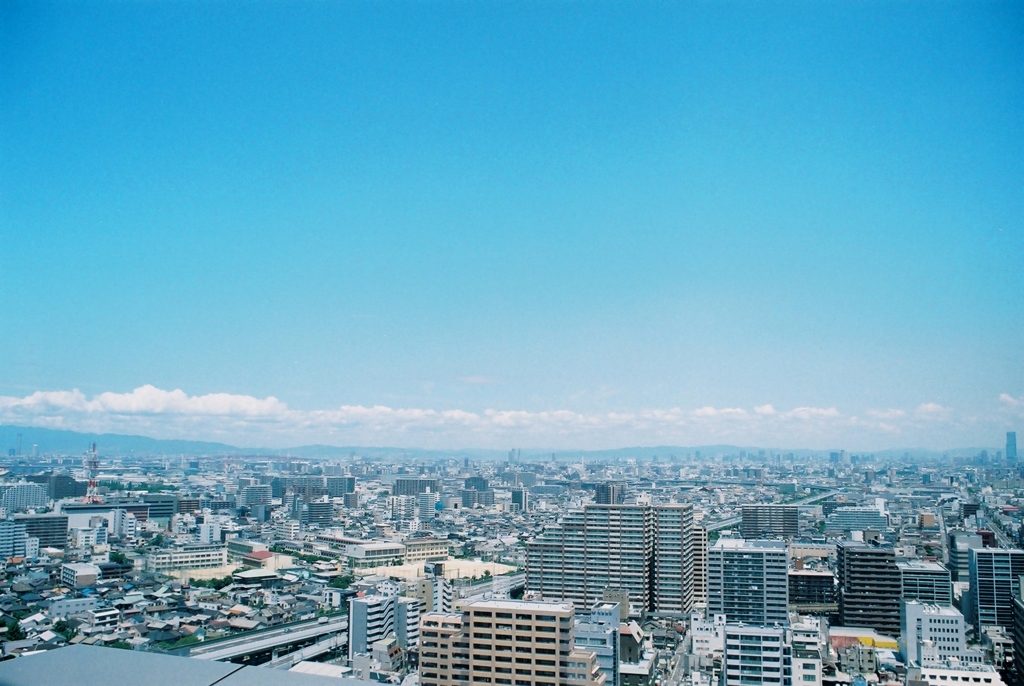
[0,520,28,558]
[722,625,793,686]
[327,476,356,497]
[14,513,68,548]
[824,506,888,534]
[241,484,273,508]
[837,542,902,637]
[418,599,606,686]
[741,505,799,540]
[692,525,708,607]
[349,592,421,655]
[707,539,788,626]
[394,477,440,497]
[898,561,952,606]
[305,500,334,527]
[968,548,1024,632]
[526,503,693,615]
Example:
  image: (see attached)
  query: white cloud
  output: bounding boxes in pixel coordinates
[914,402,952,420]
[866,408,907,419]
[0,385,1001,450]
[1000,393,1023,408]
[779,406,840,420]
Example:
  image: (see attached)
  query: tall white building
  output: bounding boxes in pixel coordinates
[0,483,48,512]
[198,522,221,544]
[901,602,982,666]
[351,593,421,657]
[707,539,788,626]
[723,624,793,686]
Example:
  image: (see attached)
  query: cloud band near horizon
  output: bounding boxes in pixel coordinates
[0,385,1020,451]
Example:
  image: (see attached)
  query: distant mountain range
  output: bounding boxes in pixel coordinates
[0,424,994,461]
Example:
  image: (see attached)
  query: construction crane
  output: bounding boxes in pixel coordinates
[83,443,102,503]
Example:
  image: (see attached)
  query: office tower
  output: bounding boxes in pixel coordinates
[461,488,495,507]
[788,570,837,611]
[837,542,902,637]
[419,599,607,686]
[465,476,489,491]
[968,548,1024,631]
[722,625,792,686]
[1012,579,1024,684]
[13,513,68,548]
[327,476,356,497]
[898,561,952,605]
[511,487,530,513]
[394,477,440,497]
[948,532,984,582]
[142,493,178,522]
[526,503,693,615]
[741,505,799,540]
[26,473,87,499]
[707,539,789,626]
[901,602,970,666]
[594,482,625,505]
[692,525,708,607]
[1009,432,1018,462]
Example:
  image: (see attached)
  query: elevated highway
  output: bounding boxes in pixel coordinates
[186,616,348,666]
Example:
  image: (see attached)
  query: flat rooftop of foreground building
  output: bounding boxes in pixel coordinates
[711,538,787,550]
[0,644,360,686]
[896,560,949,572]
[463,598,574,613]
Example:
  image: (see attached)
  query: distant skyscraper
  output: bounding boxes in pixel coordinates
[1008,432,1018,462]
[594,482,625,505]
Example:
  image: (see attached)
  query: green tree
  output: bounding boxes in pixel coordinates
[54,619,75,641]
[4,620,26,641]
[329,575,354,589]
[110,551,130,565]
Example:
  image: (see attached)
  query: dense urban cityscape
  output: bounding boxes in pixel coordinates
[0,433,1021,686]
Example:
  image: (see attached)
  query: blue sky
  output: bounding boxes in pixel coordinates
[1,1,1022,450]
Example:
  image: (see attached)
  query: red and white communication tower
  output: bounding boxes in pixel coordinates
[83,443,102,503]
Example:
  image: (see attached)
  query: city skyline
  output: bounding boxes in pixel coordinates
[3,3,1022,450]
